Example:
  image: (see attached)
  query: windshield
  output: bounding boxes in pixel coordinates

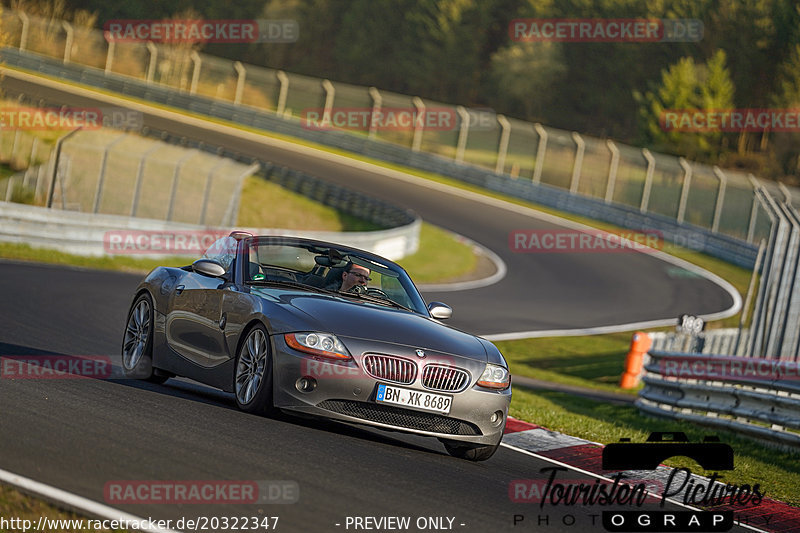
[243,239,428,315]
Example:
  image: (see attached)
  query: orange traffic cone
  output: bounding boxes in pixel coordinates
[620,331,652,389]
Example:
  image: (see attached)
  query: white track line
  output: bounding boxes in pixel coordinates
[0,468,182,533]
[0,67,742,337]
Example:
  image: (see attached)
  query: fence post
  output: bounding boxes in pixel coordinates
[199,158,229,225]
[105,37,115,74]
[676,157,692,223]
[130,143,163,217]
[146,42,158,83]
[92,134,127,213]
[24,137,39,186]
[62,21,74,63]
[711,166,727,233]
[166,150,198,221]
[605,139,620,203]
[454,107,470,163]
[411,97,426,152]
[276,71,289,117]
[223,163,261,226]
[569,132,584,193]
[368,87,382,140]
[532,124,548,183]
[640,149,655,212]
[190,51,201,95]
[18,11,29,50]
[746,173,760,243]
[234,61,246,105]
[495,115,510,175]
[321,79,335,122]
[47,128,82,208]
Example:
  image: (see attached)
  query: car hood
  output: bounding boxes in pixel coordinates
[270,291,488,361]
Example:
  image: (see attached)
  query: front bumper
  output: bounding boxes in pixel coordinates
[271,335,511,446]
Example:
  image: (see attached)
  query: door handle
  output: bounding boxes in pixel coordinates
[175,285,185,295]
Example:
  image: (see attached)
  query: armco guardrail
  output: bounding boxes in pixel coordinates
[638,350,800,449]
[0,201,420,260]
[0,47,761,269]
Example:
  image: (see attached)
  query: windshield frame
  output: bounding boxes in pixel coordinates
[234,236,429,315]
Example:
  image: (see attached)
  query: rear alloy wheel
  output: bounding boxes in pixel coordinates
[440,439,500,461]
[122,293,168,384]
[234,325,274,414]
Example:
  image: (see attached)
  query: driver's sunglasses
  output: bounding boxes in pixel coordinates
[349,272,371,281]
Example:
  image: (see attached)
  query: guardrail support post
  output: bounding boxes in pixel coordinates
[47,127,82,208]
[93,134,127,213]
[368,87,382,140]
[532,123,547,183]
[605,139,619,203]
[411,97,426,152]
[712,166,727,233]
[569,132,585,193]
[495,115,511,175]
[234,62,246,105]
[276,71,289,117]
[677,157,692,223]
[190,51,201,95]
[146,42,158,83]
[454,106,470,163]
[62,21,74,64]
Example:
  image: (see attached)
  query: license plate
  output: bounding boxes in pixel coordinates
[376,384,452,414]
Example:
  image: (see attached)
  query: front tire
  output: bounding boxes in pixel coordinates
[234,324,274,415]
[440,439,500,461]
[122,293,168,384]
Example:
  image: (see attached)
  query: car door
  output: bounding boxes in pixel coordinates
[165,272,229,367]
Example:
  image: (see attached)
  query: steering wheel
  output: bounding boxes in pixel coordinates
[365,288,390,299]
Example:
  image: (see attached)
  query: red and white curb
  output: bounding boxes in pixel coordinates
[502,418,800,532]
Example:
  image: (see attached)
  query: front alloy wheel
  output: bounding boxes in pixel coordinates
[234,325,274,414]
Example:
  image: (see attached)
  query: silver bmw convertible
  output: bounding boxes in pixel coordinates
[122,232,511,460]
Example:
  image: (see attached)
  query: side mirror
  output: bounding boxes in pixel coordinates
[192,258,226,278]
[428,301,452,320]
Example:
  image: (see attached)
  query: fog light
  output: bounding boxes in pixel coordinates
[490,410,504,427]
[296,376,317,393]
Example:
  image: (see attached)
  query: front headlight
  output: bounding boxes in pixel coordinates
[477,363,511,390]
[285,332,351,360]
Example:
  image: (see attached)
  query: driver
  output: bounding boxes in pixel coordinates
[339,262,371,292]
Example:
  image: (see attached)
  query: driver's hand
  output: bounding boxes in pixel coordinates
[348,284,366,294]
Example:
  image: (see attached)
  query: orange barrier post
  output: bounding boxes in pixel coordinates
[620,331,652,389]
